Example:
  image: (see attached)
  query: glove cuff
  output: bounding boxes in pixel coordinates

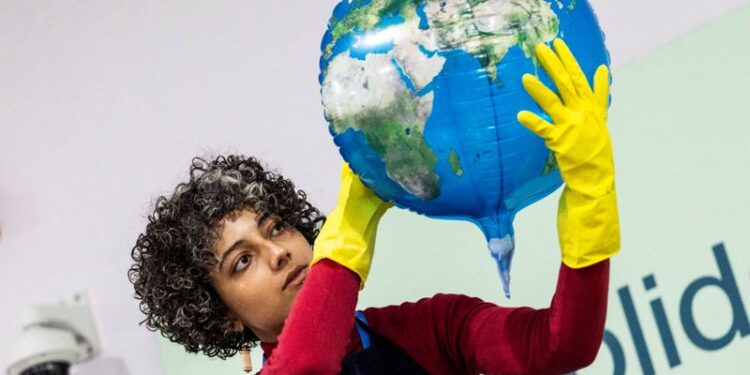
[558,185,621,268]
[311,195,391,289]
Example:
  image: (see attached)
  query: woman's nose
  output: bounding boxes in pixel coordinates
[268,241,291,269]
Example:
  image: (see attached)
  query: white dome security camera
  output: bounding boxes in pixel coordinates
[5,293,101,375]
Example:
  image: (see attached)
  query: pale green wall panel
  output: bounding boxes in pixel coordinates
[581,4,750,374]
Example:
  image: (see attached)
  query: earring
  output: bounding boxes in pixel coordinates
[240,344,252,373]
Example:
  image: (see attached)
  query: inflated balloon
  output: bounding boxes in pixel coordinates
[319,0,610,297]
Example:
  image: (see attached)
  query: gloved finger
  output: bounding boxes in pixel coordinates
[341,162,355,177]
[553,38,595,101]
[535,42,579,107]
[593,65,610,110]
[522,74,568,123]
[340,162,356,188]
[338,163,367,201]
[518,110,557,141]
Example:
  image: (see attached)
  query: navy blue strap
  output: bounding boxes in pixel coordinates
[355,310,372,350]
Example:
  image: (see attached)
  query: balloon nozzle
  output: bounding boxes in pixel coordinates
[488,235,515,299]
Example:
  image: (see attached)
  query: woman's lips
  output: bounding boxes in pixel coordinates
[283,265,307,290]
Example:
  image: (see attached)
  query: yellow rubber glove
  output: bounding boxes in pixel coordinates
[311,164,393,288]
[517,38,620,268]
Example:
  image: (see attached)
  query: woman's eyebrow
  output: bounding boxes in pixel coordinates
[258,213,281,231]
[257,212,273,227]
[219,239,248,270]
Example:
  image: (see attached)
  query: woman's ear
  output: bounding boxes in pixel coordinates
[232,317,245,333]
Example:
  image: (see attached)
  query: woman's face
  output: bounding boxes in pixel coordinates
[209,209,313,343]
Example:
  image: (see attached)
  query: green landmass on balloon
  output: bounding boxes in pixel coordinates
[331,92,440,200]
[326,0,421,58]
[458,2,560,82]
[449,149,464,176]
[552,0,576,11]
[542,152,558,175]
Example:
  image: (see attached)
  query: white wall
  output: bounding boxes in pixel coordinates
[1,1,748,373]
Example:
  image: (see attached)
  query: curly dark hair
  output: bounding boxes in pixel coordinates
[128,155,325,358]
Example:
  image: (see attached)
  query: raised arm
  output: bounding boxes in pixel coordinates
[261,165,391,374]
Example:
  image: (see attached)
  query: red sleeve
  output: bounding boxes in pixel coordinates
[261,259,360,375]
[364,260,610,375]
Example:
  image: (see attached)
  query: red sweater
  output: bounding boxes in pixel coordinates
[260,259,609,375]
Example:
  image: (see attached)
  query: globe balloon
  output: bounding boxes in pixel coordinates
[319,0,610,297]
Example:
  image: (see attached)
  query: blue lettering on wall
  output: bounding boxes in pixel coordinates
[619,285,655,375]
[644,274,681,367]
[679,243,750,350]
[571,242,749,374]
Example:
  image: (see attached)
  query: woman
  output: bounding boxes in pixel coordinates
[129,39,620,374]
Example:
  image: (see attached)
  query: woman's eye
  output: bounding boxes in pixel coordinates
[234,254,251,273]
[270,222,286,237]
